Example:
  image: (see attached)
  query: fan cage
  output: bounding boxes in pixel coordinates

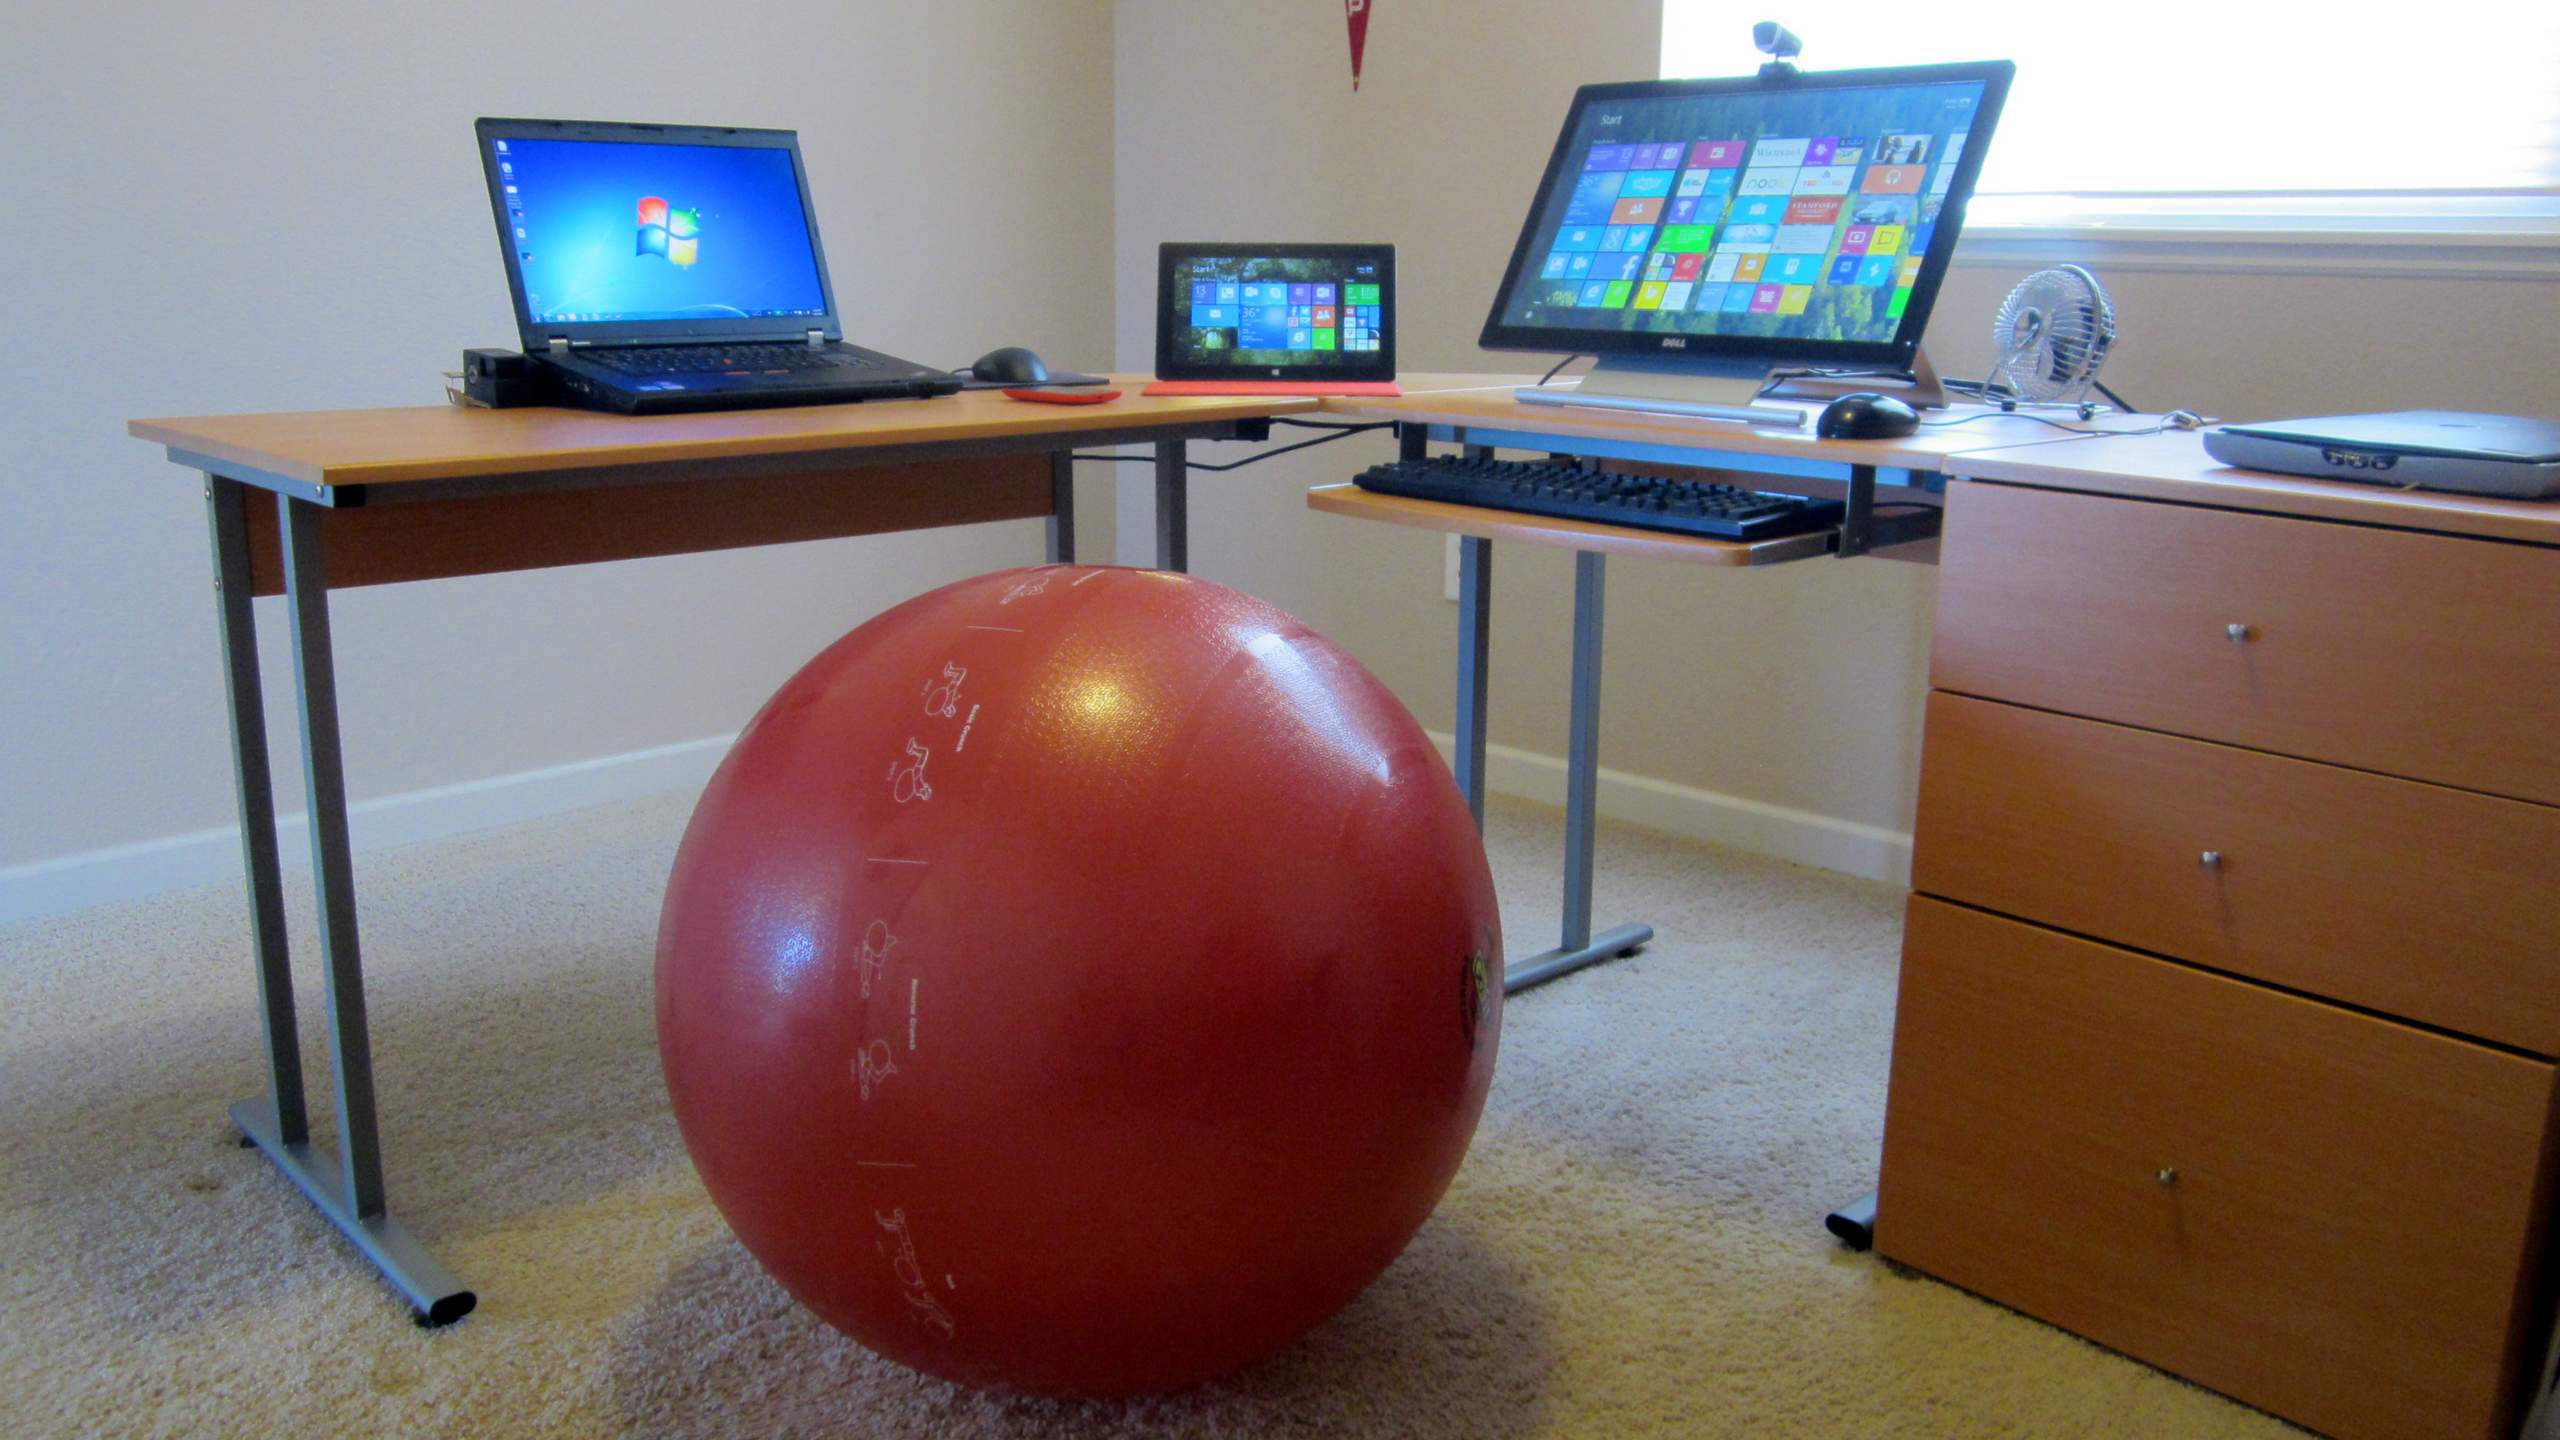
[1987,264,2116,405]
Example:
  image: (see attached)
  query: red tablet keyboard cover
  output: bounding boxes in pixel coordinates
[1140,380,1404,396]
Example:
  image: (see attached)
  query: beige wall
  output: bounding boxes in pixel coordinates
[11,0,2554,902]
[1114,0,2560,874]
[0,1,1117,875]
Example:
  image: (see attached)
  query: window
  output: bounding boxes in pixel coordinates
[1660,5,2560,241]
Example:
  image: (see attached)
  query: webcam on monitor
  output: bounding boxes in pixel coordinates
[1752,22,1804,70]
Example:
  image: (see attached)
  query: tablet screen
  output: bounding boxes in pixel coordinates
[1157,243,1395,380]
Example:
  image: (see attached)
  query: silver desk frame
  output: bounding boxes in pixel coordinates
[184,420,1236,1324]
[1402,421,1941,997]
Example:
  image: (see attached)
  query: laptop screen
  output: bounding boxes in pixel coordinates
[489,134,828,328]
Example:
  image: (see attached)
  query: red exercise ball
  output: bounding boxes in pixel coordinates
[656,565,1501,1397]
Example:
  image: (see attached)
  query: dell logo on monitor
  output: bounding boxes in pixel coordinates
[1660,337,1687,349]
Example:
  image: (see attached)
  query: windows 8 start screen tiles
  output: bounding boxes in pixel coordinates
[1497,79,1987,346]
[1173,257,1384,367]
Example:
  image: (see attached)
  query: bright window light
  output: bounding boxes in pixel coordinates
[1661,5,2560,233]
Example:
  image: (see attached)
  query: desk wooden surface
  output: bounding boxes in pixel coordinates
[1319,381,2167,471]
[1327,385,2560,547]
[1944,428,2560,547]
[130,376,1319,490]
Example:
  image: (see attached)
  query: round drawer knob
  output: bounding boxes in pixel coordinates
[2157,1167,2179,1188]
[2199,850,2223,870]
[2226,622,2253,642]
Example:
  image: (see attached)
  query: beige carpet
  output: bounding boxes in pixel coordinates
[0,792,2302,1438]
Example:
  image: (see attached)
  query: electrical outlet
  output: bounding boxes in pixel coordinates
[1443,533,1461,602]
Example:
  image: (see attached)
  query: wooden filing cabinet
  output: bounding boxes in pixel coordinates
[1878,477,2560,1440]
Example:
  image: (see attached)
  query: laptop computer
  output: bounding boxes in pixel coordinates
[2203,411,2560,499]
[475,118,960,415]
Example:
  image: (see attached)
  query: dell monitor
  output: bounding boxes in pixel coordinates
[1481,61,2013,425]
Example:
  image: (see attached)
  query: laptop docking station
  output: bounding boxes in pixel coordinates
[461,348,550,409]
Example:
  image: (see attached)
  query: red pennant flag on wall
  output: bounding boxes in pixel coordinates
[1345,0,1372,91]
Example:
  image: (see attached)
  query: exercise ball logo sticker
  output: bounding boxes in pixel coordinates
[888,739,935,804]
[1461,951,1491,1048]
[856,920,897,999]
[874,1208,958,1337]
[921,662,967,718]
[855,1040,900,1102]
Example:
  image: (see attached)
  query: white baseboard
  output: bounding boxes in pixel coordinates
[1427,730,1912,886]
[4,728,1905,925]
[0,735,736,926]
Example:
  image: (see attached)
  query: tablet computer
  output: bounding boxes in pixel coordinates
[1149,242,1398,394]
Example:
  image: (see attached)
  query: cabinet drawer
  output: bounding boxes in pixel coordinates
[1877,898,2558,1440]
[1912,692,2560,1053]
[1932,480,2560,806]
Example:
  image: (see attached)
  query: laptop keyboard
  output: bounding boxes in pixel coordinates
[585,344,886,375]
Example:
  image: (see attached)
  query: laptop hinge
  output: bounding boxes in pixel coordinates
[806,329,826,348]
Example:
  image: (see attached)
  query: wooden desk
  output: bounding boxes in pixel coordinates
[1319,376,2169,477]
[1309,391,2560,1440]
[129,380,1311,1324]
[1885,436,2560,1440]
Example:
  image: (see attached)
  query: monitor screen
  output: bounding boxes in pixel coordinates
[1156,243,1395,380]
[1480,63,2011,367]
[487,133,829,328]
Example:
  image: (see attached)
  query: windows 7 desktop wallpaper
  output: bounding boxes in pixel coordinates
[496,138,827,324]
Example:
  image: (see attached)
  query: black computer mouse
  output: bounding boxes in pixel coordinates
[1816,391,1921,440]
[969,346,1049,385]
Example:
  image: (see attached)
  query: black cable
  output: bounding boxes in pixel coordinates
[1949,373,2158,422]
[1537,354,1584,386]
[1068,422,1394,473]
[1759,365,1908,396]
[1182,427,1384,471]
[1919,410,2090,433]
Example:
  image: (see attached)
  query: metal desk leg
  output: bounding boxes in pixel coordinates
[222,490,475,1327]
[1154,440,1187,572]
[1454,536,1491,829]
[1825,1191,1878,1251]
[1504,550,1653,995]
[206,478,307,1144]
[1046,450,1075,564]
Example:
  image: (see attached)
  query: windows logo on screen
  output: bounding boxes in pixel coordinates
[636,196,699,267]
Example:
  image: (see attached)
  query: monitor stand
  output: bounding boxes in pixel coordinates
[1765,347,1950,410]
[1515,347,1948,426]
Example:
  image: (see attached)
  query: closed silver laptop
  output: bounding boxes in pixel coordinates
[2204,411,2560,499]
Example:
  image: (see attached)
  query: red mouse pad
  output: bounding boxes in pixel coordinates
[1004,388,1122,405]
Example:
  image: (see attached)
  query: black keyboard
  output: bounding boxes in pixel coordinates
[1353,456,1845,542]
[585,344,885,375]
